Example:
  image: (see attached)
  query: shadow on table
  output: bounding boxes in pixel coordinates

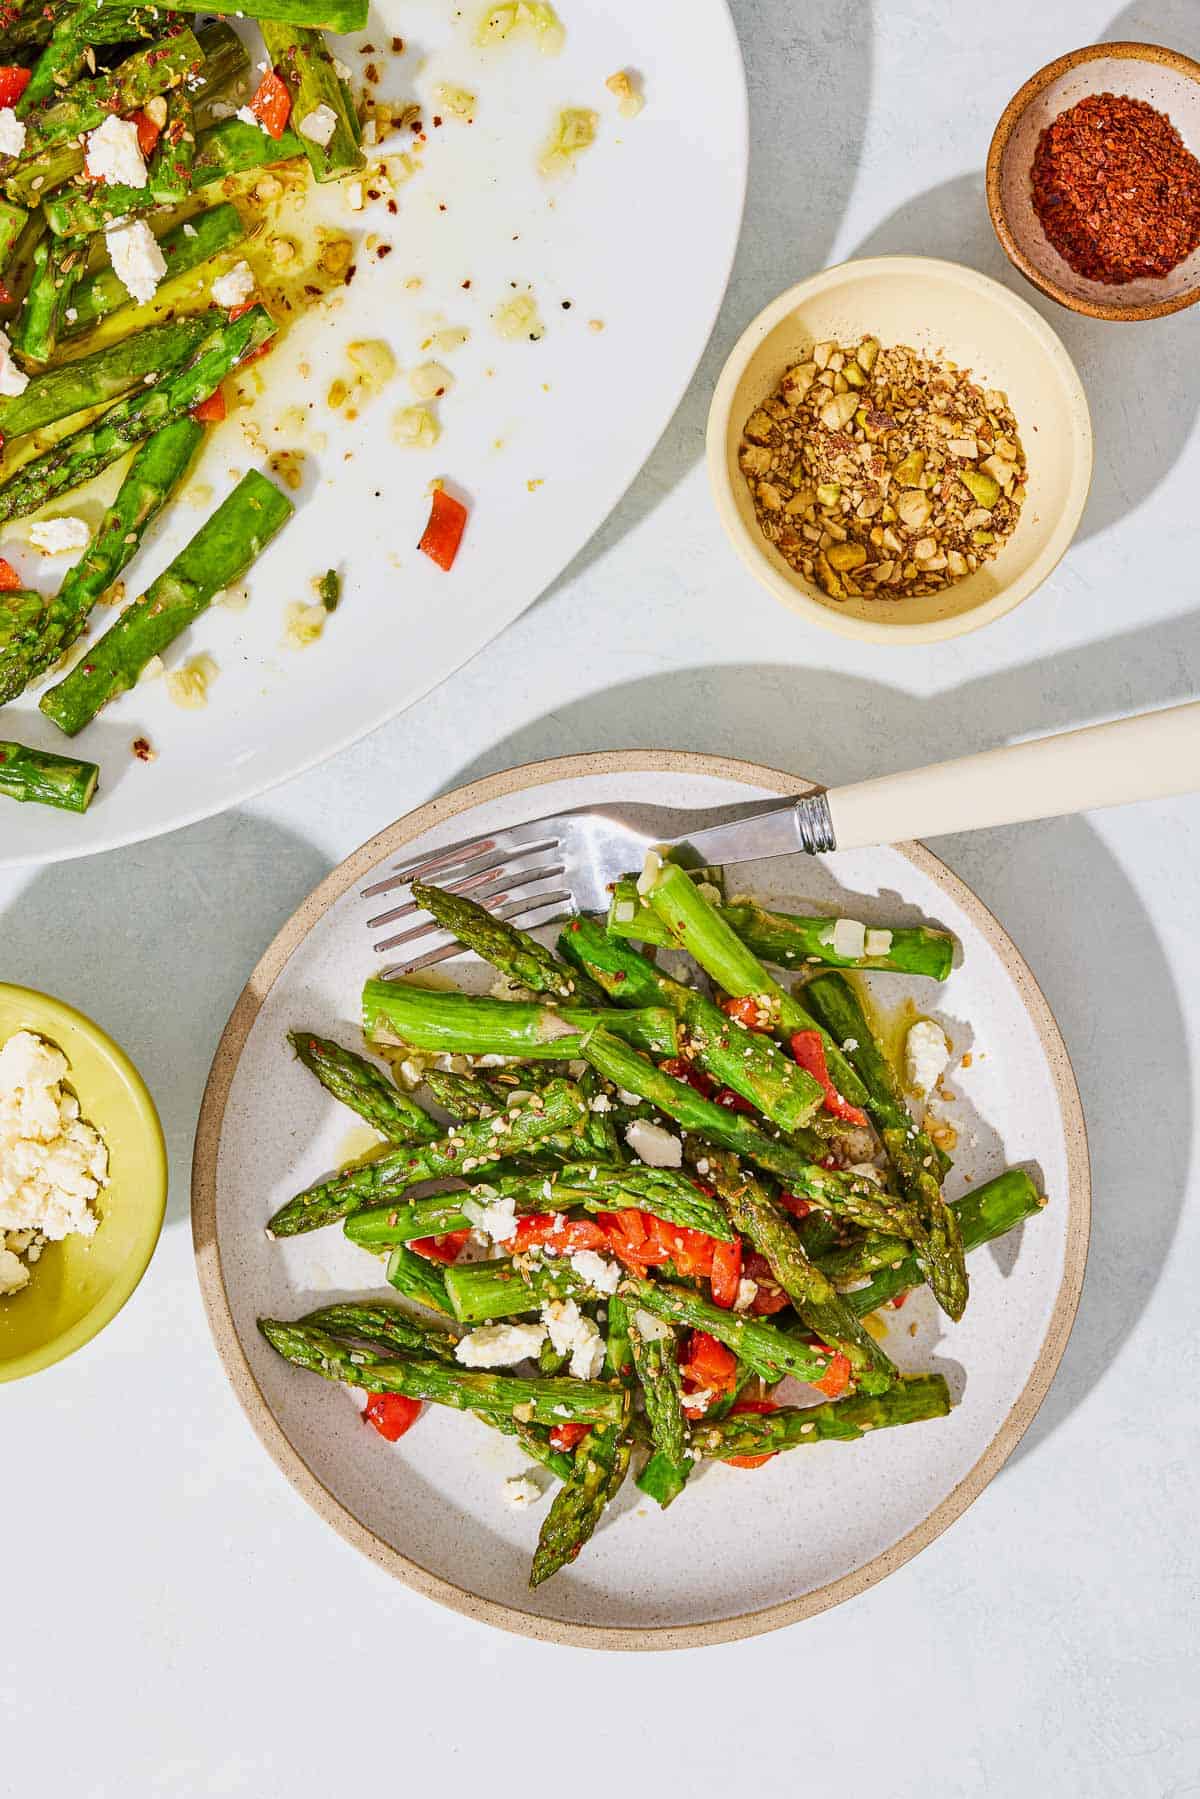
[440,613,1197,1466]
[530,0,875,611]
[0,812,330,1226]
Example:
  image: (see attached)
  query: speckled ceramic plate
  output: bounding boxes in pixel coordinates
[192,752,1089,1649]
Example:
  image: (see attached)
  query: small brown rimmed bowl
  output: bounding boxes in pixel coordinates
[987,41,1200,321]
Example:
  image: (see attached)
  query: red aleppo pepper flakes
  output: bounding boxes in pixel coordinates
[1030,91,1200,284]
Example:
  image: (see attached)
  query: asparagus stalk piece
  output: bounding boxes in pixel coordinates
[0,586,49,699]
[838,1169,1045,1314]
[412,878,607,1005]
[385,1244,453,1315]
[268,1078,589,1237]
[2,306,276,533]
[300,1301,459,1363]
[1,416,202,707]
[690,1373,951,1460]
[626,1308,688,1486]
[288,1031,440,1142]
[802,972,968,1321]
[637,857,872,1112]
[558,917,824,1132]
[10,231,84,364]
[173,0,369,31]
[619,1274,853,1388]
[0,197,27,267]
[11,28,203,161]
[442,1257,587,1325]
[64,205,246,338]
[583,1029,922,1240]
[420,1067,590,1166]
[258,1321,627,1427]
[0,310,217,443]
[41,115,307,233]
[696,1146,896,1394]
[42,458,291,736]
[0,208,43,317]
[608,880,956,980]
[260,18,364,184]
[345,1157,733,1252]
[0,738,97,811]
[361,978,680,1061]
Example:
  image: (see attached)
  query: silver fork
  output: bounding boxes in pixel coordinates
[363,701,1200,976]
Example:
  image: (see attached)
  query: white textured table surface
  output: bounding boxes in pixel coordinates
[4,2,1199,1794]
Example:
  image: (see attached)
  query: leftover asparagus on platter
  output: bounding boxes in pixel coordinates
[259,855,1047,1588]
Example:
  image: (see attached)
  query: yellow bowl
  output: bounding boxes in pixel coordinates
[0,985,167,1382]
[706,256,1093,643]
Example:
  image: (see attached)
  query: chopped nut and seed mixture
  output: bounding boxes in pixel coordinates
[739,338,1027,601]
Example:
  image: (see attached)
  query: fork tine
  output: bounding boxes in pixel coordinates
[362,829,560,899]
[378,896,577,980]
[366,858,566,932]
[371,867,568,955]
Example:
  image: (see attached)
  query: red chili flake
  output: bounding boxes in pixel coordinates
[1030,92,1200,284]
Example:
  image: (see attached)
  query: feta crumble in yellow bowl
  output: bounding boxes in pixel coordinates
[0,985,166,1383]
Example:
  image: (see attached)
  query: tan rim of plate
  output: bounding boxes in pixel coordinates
[192,750,1091,1652]
[987,41,1200,322]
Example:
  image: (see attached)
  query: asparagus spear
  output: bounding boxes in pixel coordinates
[558,916,824,1132]
[9,20,251,208]
[608,880,956,981]
[0,208,42,318]
[41,115,307,233]
[0,311,217,443]
[300,1301,460,1363]
[173,0,369,29]
[10,231,84,364]
[838,1169,1045,1314]
[620,1274,854,1388]
[442,1257,589,1326]
[802,972,968,1321]
[0,738,97,811]
[260,18,364,184]
[345,1158,733,1252]
[258,1321,627,1428]
[361,978,680,1061]
[696,1145,896,1394]
[412,878,607,1005]
[1,306,276,533]
[268,1078,589,1237]
[0,415,203,707]
[419,1067,590,1166]
[18,0,158,110]
[385,1244,453,1315]
[288,1031,440,1142]
[41,459,291,736]
[583,1029,922,1240]
[0,197,27,268]
[626,1307,688,1488]
[690,1374,951,1460]
[65,204,247,339]
[0,585,49,697]
[11,28,203,162]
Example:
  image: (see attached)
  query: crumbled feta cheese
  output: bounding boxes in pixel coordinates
[588,1093,611,1114]
[345,179,364,211]
[0,1032,106,1263]
[624,1119,682,1168]
[462,1190,518,1245]
[105,218,166,304]
[332,57,353,80]
[0,107,26,156]
[904,1020,950,1094]
[297,103,339,148]
[831,917,867,960]
[633,1307,672,1342]
[0,328,28,398]
[236,104,269,132]
[865,928,893,958]
[182,221,198,238]
[733,1278,758,1312]
[568,1248,620,1294]
[455,1321,547,1367]
[541,1298,605,1379]
[503,1473,544,1508]
[85,114,148,188]
[636,847,662,895]
[613,899,637,924]
[0,1244,29,1295]
[28,516,90,555]
[684,1387,713,1414]
[211,259,255,310]
[841,1038,858,1054]
[616,1088,641,1107]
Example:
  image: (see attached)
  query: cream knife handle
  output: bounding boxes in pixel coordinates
[826,701,1200,850]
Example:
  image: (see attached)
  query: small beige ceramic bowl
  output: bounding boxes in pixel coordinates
[706,256,1092,644]
[988,42,1200,322]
